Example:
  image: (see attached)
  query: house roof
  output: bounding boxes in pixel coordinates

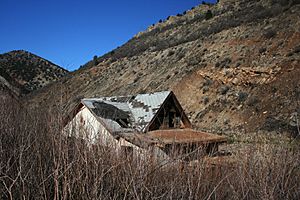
[146,129,227,145]
[81,91,172,133]
[113,129,227,149]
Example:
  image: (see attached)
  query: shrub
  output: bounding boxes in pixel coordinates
[167,50,175,57]
[259,47,267,54]
[187,56,201,66]
[202,86,210,93]
[294,45,300,54]
[205,10,213,20]
[93,55,99,66]
[203,78,213,87]
[272,0,290,6]
[246,96,260,106]
[237,91,248,102]
[263,29,277,39]
[235,62,241,67]
[202,96,209,104]
[288,45,300,56]
[215,57,232,68]
[219,85,230,95]
[1,88,300,199]
[176,51,185,60]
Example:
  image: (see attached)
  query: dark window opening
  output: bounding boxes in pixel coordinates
[80,116,84,124]
[169,112,175,128]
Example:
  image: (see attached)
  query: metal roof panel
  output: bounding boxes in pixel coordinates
[82,91,171,133]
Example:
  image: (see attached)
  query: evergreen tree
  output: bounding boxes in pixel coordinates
[205,10,213,20]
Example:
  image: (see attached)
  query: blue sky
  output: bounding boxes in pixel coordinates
[0,0,216,71]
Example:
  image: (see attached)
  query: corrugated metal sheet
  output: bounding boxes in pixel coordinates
[82,91,171,133]
[129,91,170,132]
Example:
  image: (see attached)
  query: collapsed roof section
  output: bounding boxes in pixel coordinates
[81,91,191,134]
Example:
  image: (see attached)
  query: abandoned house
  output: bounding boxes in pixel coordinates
[64,91,226,161]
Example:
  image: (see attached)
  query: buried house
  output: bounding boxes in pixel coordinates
[64,91,226,161]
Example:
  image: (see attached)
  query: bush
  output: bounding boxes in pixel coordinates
[202,96,209,104]
[202,86,210,94]
[202,78,213,87]
[237,91,248,102]
[263,29,277,39]
[219,85,230,95]
[1,96,300,199]
[167,50,175,57]
[215,57,232,68]
[205,10,213,20]
[93,55,99,66]
[246,96,260,106]
[259,47,267,54]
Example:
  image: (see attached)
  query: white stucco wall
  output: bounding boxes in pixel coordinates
[65,106,118,146]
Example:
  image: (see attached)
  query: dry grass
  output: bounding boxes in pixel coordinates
[1,96,300,199]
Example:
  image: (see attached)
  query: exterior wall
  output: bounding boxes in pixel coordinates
[64,106,170,163]
[64,106,118,146]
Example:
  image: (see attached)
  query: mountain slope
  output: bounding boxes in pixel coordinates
[0,50,68,96]
[29,0,300,135]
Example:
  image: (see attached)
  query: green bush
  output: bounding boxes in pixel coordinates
[93,55,99,66]
[205,10,213,20]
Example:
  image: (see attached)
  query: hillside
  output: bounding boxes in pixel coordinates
[0,50,68,96]
[28,0,300,136]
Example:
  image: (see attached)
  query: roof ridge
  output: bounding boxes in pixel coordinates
[82,91,171,100]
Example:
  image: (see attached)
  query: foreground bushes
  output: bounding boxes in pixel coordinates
[0,97,300,199]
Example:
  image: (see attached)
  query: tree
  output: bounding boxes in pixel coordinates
[205,10,213,20]
[93,55,98,66]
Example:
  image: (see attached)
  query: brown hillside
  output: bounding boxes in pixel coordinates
[28,0,300,135]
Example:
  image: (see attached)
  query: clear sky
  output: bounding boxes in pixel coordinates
[0,0,216,71]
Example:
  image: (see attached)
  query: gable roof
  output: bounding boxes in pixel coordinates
[81,91,189,134]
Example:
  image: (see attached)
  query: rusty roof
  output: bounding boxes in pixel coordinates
[146,129,227,145]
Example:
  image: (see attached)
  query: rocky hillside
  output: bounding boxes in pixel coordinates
[0,50,68,96]
[28,0,300,136]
